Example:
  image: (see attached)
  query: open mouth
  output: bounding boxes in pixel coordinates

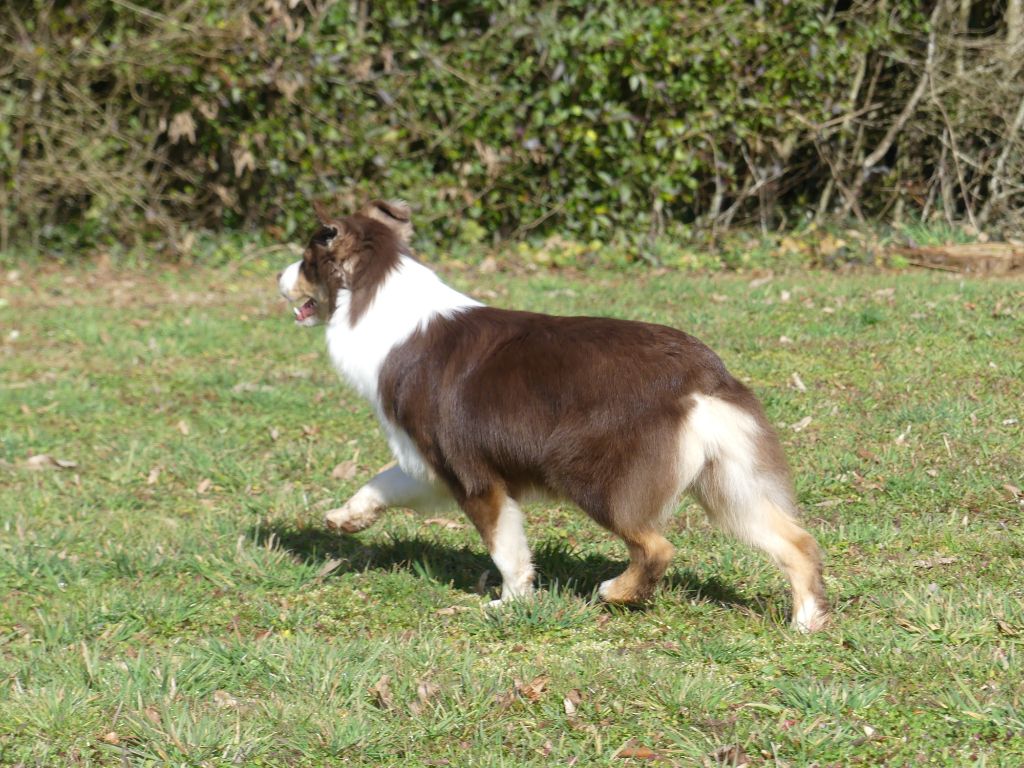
[292,298,318,323]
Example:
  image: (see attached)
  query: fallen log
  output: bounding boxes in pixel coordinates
[891,242,1024,274]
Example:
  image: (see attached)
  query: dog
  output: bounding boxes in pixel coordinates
[277,200,828,631]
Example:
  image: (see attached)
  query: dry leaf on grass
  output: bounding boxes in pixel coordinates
[212,690,238,708]
[814,499,843,508]
[563,688,583,716]
[434,605,470,617]
[410,679,441,715]
[146,467,160,485]
[369,674,394,710]
[791,416,813,432]
[494,687,517,712]
[894,616,922,633]
[331,459,359,481]
[707,744,749,766]
[22,454,77,471]
[101,732,120,745]
[315,558,344,580]
[517,674,550,702]
[996,619,1020,637]
[494,674,551,710]
[912,555,957,569]
[790,372,807,392]
[176,420,190,436]
[424,517,467,530]
[417,680,440,705]
[614,739,661,760]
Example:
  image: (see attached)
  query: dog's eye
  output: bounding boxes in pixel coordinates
[313,226,337,246]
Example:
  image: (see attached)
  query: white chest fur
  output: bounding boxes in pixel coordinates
[324,255,480,479]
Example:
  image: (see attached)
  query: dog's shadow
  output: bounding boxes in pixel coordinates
[252,522,751,609]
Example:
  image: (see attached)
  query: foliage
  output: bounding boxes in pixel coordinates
[2,1,1023,255]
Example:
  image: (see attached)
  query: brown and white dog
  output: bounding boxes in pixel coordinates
[278,200,828,631]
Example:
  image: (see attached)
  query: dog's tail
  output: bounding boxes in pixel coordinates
[677,391,828,631]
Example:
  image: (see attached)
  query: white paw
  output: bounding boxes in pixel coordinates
[324,498,381,533]
[597,578,616,601]
[486,580,535,608]
[792,597,829,633]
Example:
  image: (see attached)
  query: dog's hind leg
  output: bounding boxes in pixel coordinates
[598,528,675,605]
[679,394,828,631]
[693,457,828,632]
[325,464,450,533]
[585,433,679,605]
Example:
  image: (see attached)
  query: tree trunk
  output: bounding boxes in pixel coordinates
[957,0,970,75]
[1008,0,1023,51]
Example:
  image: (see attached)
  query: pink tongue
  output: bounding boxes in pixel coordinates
[296,299,317,321]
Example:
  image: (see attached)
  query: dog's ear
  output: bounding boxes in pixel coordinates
[312,200,334,225]
[307,219,357,291]
[359,199,413,242]
[311,223,338,247]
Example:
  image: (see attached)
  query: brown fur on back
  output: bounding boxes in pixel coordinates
[377,307,780,528]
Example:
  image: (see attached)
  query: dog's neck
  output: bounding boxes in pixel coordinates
[325,254,481,405]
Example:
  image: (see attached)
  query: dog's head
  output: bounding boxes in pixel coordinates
[278,199,413,327]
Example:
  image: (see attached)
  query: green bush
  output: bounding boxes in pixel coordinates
[2,1,1021,255]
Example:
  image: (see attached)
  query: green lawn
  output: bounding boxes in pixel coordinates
[1,256,1022,766]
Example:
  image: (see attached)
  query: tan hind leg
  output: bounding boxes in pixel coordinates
[598,530,675,605]
[745,502,827,631]
[678,393,828,630]
[696,475,828,632]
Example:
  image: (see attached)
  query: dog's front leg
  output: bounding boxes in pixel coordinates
[325,465,449,533]
[461,489,535,605]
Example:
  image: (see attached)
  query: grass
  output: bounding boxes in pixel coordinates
[1,254,1022,766]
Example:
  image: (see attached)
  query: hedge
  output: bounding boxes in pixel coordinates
[2,1,1022,254]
